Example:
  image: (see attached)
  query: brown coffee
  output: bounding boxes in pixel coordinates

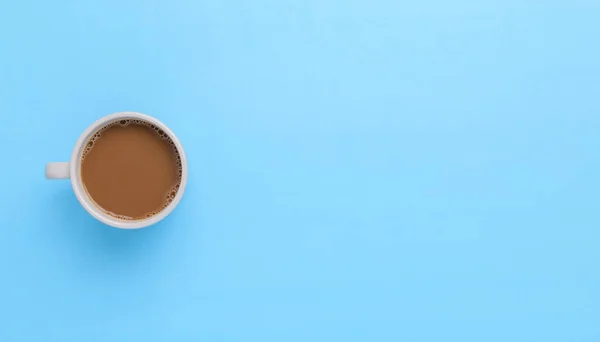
[81,119,182,220]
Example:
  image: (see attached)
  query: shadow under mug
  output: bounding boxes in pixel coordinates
[46,112,188,229]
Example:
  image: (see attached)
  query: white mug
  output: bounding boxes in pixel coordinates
[46,112,188,229]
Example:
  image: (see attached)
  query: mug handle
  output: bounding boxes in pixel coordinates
[46,162,70,179]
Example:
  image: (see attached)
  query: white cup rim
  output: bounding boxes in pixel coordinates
[69,112,188,229]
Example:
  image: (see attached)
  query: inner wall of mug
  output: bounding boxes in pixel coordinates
[79,118,183,220]
[70,113,188,228]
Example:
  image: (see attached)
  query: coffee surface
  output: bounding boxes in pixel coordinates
[81,120,182,220]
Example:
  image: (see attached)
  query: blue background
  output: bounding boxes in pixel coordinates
[1,0,600,341]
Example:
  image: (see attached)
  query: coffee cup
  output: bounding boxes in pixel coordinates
[46,112,188,229]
